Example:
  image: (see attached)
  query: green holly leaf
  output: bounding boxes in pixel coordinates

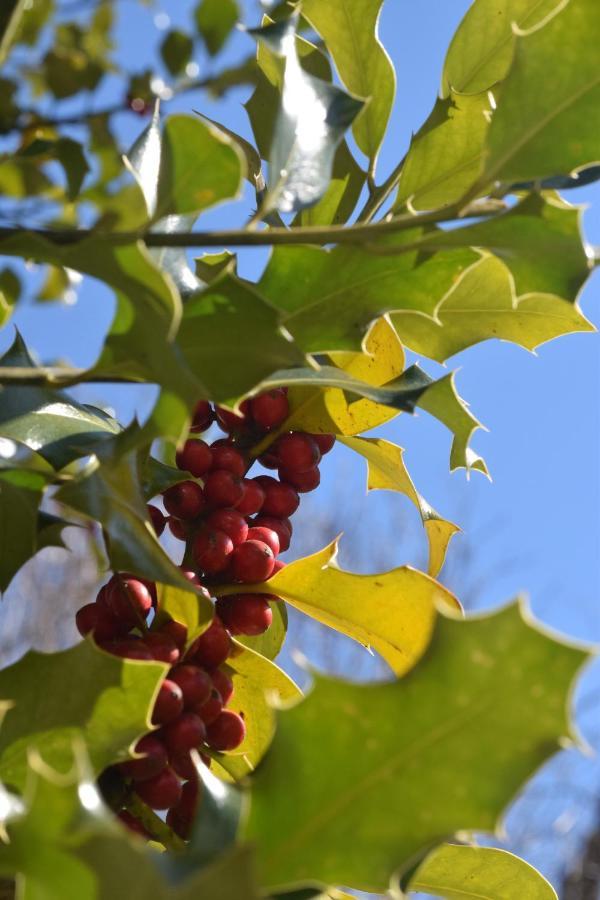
[415,194,590,301]
[156,114,245,219]
[0,641,165,791]
[237,601,288,662]
[156,583,213,649]
[483,0,600,184]
[195,0,239,57]
[142,456,188,500]
[442,0,562,96]
[405,843,558,899]
[160,29,193,77]
[212,643,301,780]
[0,0,27,66]
[0,267,20,325]
[55,447,200,591]
[177,274,306,404]
[0,468,45,593]
[257,237,478,353]
[301,0,395,168]
[392,255,594,363]
[216,540,459,677]
[339,437,459,578]
[395,92,493,212]
[0,754,260,900]
[245,602,589,891]
[250,17,364,214]
[0,333,120,469]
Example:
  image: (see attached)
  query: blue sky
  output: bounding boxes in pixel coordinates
[1,0,599,890]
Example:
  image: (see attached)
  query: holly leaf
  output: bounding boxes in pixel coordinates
[415,193,590,302]
[250,16,364,214]
[339,437,459,578]
[237,601,288,662]
[257,236,478,352]
[483,0,600,185]
[216,540,459,677]
[301,0,395,167]
[395,92,493,212]
[245,602,589,891]
[406,843,558,899]
[195,0,239,57]
[0,754,260,900]
[177,274,306,404]
[212,643,301,780]
[0,641,165,791]
[392,255,594,363]
[0,469,45,593]
[156,583,213,649]
[160,29,193,77]
[0,333,120,469]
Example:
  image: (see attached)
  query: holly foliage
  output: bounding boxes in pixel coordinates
[0,0,597,897]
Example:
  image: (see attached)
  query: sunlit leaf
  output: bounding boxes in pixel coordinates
[195,0,239,57]
[250,16,364,214]
[483,0,600,184]
[245,602,588,890]
[156,583,213,649]
[0,641,165,790]
[395,92,493,212]
[301,0,395,167]
[339,436,459,577]
[216,541,459,676]
[392,255,594,363]
[442,0,563,95]
[406,843,558,899]
[257,237,478,352]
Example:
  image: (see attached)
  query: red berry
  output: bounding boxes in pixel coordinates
[106,576,153,627]
[187,617,231,669]
[194,688,223,725]
[205,509,248,546]
[145,633,180,665]
[258,449,280,469]
[163,481,206,520]
[147,504,166,536]
[166,778,200,839]
[117,810,150,837]
[205,710,246,751]
[276,432,320,473]
[169,749,197,781]
[192,528,234,575]
[311,433,335,454]
[209,444,246,477]
[100,638,154,660]
[190,400,213,433]
[231,540,275,583]
[119,734,168,782]
[260,481,300,518]
[251,389,289,430]
[161,712,206,754]
[134,767,181,810]
[216,594,273,636]
[235,479,265,516]
[203,470,244,508]
[270,559,286,577]
[168,517,188,540]
[252,516,292,552]
[246,526,280,556]
[152,679,184,725]
[279,465,320,493]
[75,603,99,636]
[253,474,278,489]
[211,668,234,705]
[176,440,213,477]
[169,665,212,708]
[215,402,251,433]
[159,619,188,648]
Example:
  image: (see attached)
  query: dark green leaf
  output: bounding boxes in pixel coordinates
[245,602,588,891]
[0,333,120,469]
[0,0,28,66]
[142,456,188,500]
[0,268,19,325]
[0,469,43,593]
[195,0,239,57]
[160,29,194,77]
[0,641,165,791]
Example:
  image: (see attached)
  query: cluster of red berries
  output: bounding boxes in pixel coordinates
[74,387,334,840]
